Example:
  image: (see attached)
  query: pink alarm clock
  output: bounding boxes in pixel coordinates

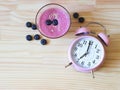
[66,22,109,78]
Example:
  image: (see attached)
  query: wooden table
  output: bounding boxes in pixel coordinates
[0,0,120,90]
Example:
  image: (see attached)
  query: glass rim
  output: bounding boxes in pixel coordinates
[35,3,71,39]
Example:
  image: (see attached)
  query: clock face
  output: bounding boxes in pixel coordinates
[69,36,105,71]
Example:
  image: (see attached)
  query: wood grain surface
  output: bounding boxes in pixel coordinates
[0,0,120,90]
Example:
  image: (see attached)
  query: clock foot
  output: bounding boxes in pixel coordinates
[65,62,72,68]
[91,70,95,79]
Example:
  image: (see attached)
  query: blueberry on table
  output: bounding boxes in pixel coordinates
[26,35,33,41]
[78,17,85,23]
[73,12,79,18]
[41,39,47,45]
[26,22,32,27]
[53,19,58,26]
[46,19,52,25]
[32,24,37,30]
[34,34,40,40]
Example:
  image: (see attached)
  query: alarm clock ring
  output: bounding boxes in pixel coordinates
[65,22,110,78]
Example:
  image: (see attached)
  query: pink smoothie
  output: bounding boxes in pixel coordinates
[36,4,71,39]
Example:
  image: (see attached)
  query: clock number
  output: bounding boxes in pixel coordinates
[74,47,77,51]
[87,62,91,67]
[93,60,96,64]
[78,43,83,47]
[76,60,78,62]
[96,55,99,59]
[83,40,87,45]
[73,53,77,57]
[81,61,84,66]
[90,41,93,45]
[95,45,98,48]
[96,49,100,53]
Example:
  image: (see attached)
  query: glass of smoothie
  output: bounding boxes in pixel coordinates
[35,3,71,39]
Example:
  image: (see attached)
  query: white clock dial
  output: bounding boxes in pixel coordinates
[71,36,105,70]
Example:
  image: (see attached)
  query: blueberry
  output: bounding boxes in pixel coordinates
[26,35,32,41]
[46,19,52,25]
[78,17,85,23]
[32,24,37,30]
[34,34,40,40]
[53,19,58,26]
[41,39,47,45]
[73,12,79,18]
[26,22,32,27]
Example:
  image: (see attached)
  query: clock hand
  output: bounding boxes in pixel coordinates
[86,41,91,53]
[79,52,88,59]
[79,41,91,59]
[86,41,93,56]
[78,41,92,60]
[79,42,91,59]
